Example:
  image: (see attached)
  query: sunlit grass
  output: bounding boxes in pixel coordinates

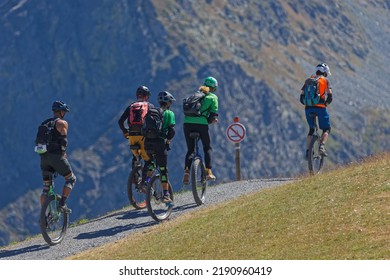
[70,153,390,260]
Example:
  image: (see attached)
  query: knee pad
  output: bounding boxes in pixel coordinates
[308,128,315,136]
[64,173,76,190]
[159,166,168,183]
[42,177,52,194]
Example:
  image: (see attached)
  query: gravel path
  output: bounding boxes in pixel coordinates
[0,179,292,260]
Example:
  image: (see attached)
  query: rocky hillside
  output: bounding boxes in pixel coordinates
[0,0,389,246]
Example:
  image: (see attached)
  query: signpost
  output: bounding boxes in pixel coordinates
[226,117,246,181]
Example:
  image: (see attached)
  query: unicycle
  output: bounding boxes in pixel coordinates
[307,113,325,175]
[189,132,208,205]
[39,177,69,246]
[146,157,174,222]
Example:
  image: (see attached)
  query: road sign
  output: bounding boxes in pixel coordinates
[226,122,246,143]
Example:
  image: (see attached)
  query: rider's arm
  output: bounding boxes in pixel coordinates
[325,88,333,106]
[56,119,68,153]
[166,125,175,141]
[208,94,219,123]
[166,111,176,141]
[325,79,333,106]
[118,107,130,135]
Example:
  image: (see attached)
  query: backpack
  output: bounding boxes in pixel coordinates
[141,107,164,139]
[34,118,59,154]
[302,76,322,106]
[183,90,206,117]
[128,101,149,131]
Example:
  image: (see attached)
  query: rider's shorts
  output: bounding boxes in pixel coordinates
[40,153,74,178]
[128,135,150,161]
[305,107,330,130]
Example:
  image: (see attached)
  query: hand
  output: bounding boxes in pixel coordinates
[123,130,130,139]
[300,94,305,105]
[166,139,171,151]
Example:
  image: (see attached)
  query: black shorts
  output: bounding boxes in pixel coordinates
[40,153,74,178]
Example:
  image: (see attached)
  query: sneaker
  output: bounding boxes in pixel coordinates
[319,144,328,157]
[58,204,72,214]
[182,170,190,185]
[205,168,216,181]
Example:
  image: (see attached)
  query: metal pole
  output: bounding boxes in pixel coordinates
[235,142,241,181]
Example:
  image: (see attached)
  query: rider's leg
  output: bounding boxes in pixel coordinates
[51,154,76,208]
[318,108,331,156]
[318,108,331,146]
[40,174,53,206]
[183,123,196,170]
[154,144,171,202]
[60,172,76,206]
[198,125,216,180]
[40,156,54,206]
[183,124,195,184]
[320,128,330,145]
[306,129,314,149]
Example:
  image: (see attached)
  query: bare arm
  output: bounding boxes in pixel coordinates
[56,119,69,153]
[56,119,68,136]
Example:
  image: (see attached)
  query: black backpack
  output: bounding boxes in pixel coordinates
[183,90,206,117]
[34,118,59,154]
[141,107,164,139]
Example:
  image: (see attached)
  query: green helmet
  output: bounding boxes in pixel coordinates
[204,76,218,91]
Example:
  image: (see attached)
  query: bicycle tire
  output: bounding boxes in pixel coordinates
[191,157,207,205]
[146,175,174,222]
[127,166,147,209]
[308,134,324,175]
[39,194,69,246]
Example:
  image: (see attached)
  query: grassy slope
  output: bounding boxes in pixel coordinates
[70,153,390,260]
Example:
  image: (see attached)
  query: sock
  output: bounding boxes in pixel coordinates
[59,196,67,206]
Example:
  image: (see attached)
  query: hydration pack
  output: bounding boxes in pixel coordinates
[183,90,206,117]
[34,118,59,154]
[302,76,322,106]
[141,107,164,139]
[129,101,149,131]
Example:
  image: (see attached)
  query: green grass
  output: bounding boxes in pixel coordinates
[69,153,390,260]
[70,218,89,227]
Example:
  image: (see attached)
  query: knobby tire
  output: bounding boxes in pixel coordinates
[308,134,324,175]
[39,194,69,246]
[127,166,147,209]
[191,157,207,205]
[146,175,174,222]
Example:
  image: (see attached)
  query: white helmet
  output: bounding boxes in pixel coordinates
[315,63,331,76]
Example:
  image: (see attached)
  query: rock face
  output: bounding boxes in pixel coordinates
[0,0,389,246]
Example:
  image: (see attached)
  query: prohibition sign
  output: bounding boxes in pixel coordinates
[226,122,246,143]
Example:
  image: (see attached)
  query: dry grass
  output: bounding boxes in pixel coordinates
[69,153,390,260]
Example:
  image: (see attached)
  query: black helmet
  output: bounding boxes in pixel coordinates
[158,91,176,103]
[136,85,151,97]
[52,100,70,112]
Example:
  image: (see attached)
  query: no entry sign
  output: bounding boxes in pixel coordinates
[226,122,246,143]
